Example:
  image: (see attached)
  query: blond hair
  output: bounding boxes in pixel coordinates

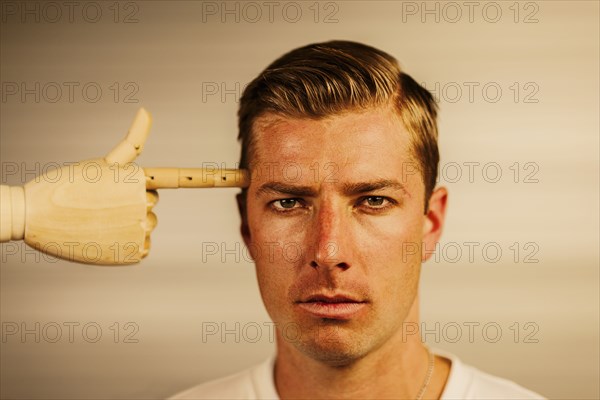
[237,40,439,213]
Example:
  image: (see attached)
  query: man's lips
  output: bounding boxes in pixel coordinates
[295,294,368,319]
[302,294,364,303]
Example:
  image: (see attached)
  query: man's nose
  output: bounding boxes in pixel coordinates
[309,202,352,271]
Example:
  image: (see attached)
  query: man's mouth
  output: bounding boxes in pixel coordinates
[296,294,368,320]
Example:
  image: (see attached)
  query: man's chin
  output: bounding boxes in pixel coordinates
[296,342,368,367]
[291,323,372,367]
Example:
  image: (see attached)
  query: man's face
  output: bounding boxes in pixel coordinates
[240,105,444,365]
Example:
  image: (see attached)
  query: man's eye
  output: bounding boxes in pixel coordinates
[361,196,394,210]
[271,198,302,212]
[365,196,385,206]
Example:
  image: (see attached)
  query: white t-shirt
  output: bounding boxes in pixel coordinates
[169,348,546,400]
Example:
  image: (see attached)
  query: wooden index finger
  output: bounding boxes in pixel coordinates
[144,168,249,190]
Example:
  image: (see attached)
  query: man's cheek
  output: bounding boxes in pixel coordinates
[253,241,286,265]
[251,235,308,266]
[256,267,288,307]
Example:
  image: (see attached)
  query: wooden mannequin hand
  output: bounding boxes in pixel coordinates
[0,109,157,265]
[0,108,249,265]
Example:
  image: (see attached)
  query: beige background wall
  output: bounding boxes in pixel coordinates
[1,1,598,399]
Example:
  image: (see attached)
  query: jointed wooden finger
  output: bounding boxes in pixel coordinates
[146,211,158,232]
[146,190,159,211]
[141,236,151,258]
[105,108,152,165]
[144,167,249,190]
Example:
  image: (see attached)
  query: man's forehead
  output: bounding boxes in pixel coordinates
[251,108,413,164]
[248,108,421,192]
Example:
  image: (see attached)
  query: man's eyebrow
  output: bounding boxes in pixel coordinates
[341,179,409,197]
[255,179,409,198]
[256,182,317,198]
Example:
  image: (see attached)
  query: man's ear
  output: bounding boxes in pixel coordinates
[422,187,448,262]
[236,191,252,250]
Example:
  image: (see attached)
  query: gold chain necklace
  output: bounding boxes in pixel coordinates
[415,346,435,400]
